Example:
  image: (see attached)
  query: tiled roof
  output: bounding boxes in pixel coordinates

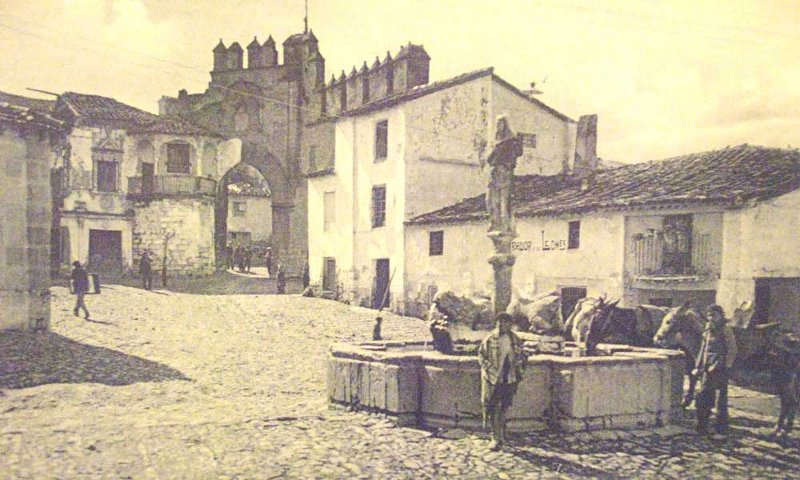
[0,102,63,130]
[127,114,223,137]
[408,145,800,225]
[0,91,55,112]
[59,92,158,127]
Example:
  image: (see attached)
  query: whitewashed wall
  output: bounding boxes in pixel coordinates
[490,81,576,176]
[404,213,625,315]
[718,189,800,316]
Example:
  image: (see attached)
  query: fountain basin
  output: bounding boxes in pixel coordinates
[328,341,685,432]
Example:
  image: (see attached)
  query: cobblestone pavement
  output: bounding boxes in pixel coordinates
[1,286,798,479]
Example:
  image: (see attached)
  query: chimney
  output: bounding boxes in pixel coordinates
[574,114,598,178]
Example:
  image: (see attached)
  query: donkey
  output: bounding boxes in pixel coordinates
[653,303,706,408]
[587,301,670,348]
[507,291,564,335]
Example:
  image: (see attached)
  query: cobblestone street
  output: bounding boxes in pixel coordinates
[1,286,798,479]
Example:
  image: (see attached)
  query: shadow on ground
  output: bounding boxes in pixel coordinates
[0,331,190,389]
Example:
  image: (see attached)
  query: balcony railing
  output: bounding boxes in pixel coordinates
[127,175,217,198]
[633,233,711,277]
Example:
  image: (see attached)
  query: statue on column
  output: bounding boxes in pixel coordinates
[486,116,523,235]
[486,115,523,314]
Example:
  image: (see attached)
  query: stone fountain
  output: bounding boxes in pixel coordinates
[328,118,685,432]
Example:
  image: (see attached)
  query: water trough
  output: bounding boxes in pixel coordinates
[328,341,685,432]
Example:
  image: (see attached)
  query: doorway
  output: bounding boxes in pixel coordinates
[560,286,587,320]
[88,230,122,274]
[142,162,154,195]
[323,257,337,292]
[373,258,390,309]
[754,277,800,329]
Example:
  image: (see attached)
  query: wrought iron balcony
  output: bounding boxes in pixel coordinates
[632,232,712,278]
[127,175,217,198]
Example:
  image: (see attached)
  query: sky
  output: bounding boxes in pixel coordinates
[1,0,799,163]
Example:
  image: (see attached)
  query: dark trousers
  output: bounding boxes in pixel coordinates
[696,368,729,433]
[73,293,90,318]
[142,274,152,290]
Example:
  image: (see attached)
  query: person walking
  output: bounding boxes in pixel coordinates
[478,312,526,450]
[276,264,286,294]
[694,304,738,438]
[225,242,234,270]
[139,251,153,290]
[70,261,91,319]
[265,247,273,277]
[244,245,252,273]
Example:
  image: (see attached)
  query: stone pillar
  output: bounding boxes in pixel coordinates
[486,116,523,314]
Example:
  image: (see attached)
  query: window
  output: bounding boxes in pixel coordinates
[308,145,317,171]
[375,120,388,161]
[519,132,537,148]
[323,191,336,232]
[371,185,386,228]
[568,221,581,249]
[340,85,347,111]
[362,77,370,103]
[233,201,247,217]
[92,148,121,192]
[429,230,444,256]
[96,161,118,192]
[166,143,191,174]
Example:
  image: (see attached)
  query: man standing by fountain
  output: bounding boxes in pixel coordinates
[479,312,526,450]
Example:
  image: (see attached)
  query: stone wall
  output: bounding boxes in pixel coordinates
[329,342,685,432]
[132,197,216,275]
[0,126,55,331]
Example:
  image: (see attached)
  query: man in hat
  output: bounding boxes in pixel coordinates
[70,261,91,319]
[478,312,526,450]
[694,304,737,438]
[139,251,153,290]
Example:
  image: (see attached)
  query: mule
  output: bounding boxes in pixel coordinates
[740,322,800,439]
[588,301,670,348]
[653,303,706,408]
[507,291,563,335]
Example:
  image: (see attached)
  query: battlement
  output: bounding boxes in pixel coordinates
[315,42,430,118]
[212,30,322,72]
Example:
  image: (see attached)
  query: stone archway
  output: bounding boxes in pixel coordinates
[214,151,295,273]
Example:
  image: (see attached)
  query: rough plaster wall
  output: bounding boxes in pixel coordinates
[307,120,356,301]
[718,189,800,315]
[0,128,52,331]
[404,213,626,315]
[133,197,216,275]
[349,109,406,310]
[491,81,575,176]
[404,76,489,220]
[59,216,133,270]
[302,122,335,173]
[62,127,128,214]
[227,195,272,243]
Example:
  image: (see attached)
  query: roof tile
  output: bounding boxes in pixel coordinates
[408,145,800,225]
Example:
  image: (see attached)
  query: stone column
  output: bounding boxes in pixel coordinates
[486,116,523,314]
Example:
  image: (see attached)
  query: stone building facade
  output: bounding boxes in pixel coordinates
[0,102,64,331]
[160,31,324,276]
[306,45,591,312]
[45,92,240,277]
